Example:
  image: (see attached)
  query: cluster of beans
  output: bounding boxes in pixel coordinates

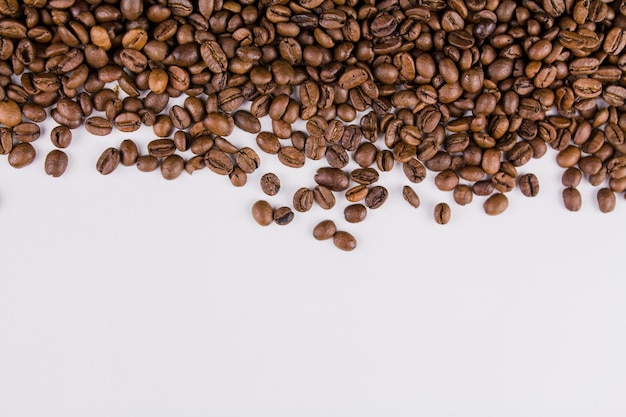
[1,0,626,250]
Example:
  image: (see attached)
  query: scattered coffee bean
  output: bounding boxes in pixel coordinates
[313,220,337,241]
[344,204,367,223]
[597,188,616,213]
[252,200,273,226]
[563,188,583,212]
[333,231,357,252]
[260,173,280,196]
[44,150,69,178]
[434,203,451,225]
[519,174,540,197]
[483,193,509,216]
[96,148,120,175]
[273,206,294,226]
[402,186,420,208]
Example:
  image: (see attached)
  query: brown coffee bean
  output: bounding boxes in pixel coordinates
[597,188,616,213]
[402,186,420,208]
[233,110,261,134]
[293,187,314,212]
[453,184,473,206]
[8,142,35,168]
[44,150,69,177]
[350,168,379,185]
[13,122,40,143]
[344,204,367,223]
[85,117,113,136]
[148,139,176,158]
[235,147,260,173]
[483,193,509,216]
[563,187,582,212]
[519,173,540,197]
[333,231,357,251]
[205,149,234,175]
[160,154,184,180]
[96,148,120,175]
[435,169,460,192]
[0,127,11,154]
[434,203,451,225]
[260,173,280,196]
[273,206,294,226]
[0,100,22,127]
[403,159,427,183]
[364,186,388,209]
[251,200,273,226]
[313,185,336,210]
[313,220,337,241]
[278,146,305,168]
[137,155,159,173]
[314,167,349,191]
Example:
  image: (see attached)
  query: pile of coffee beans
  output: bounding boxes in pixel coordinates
[1,0,626,251]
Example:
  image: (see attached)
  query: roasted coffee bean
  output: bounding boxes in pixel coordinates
[273,206,294,226]
[563,187,582,212]
[313,185,336,210]
[403,159,427,183]
[483,193,509,216]
[313,220,337,241]
[333,231,356,251]
[8,142,35,168]
[562,167,583,187]
[251,200,273,226]
[44,150,68,178]
[96,148,120,175]
[344,204,367,223]
[314,167,349,191]
[260,173,280,196]
[160,155,184,180]
[293,187,314,212]
[453,184,473,206]
[85,117,113,136]
[597,188,616,213]
[434,203,451,225]
[402,186,420,208]
[0,100,22,127]
[278,146,305,168]
[364,186,388,209]
[148,139,176,158]
[0,127,11,154]
[205,149,234,175]
[350,168,379,185]
[13,122,40,143]
[519,173,540,197]
[137,155,159,173]
[233,110,261,134]
[235,147,260,173]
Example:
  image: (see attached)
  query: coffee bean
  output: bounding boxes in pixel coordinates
[273,206,294,226]
[313,220,337,241]
[313,185,336,210]
[597,188,616,213]
[364,186,388,209]
[205,149,234,175]
[333,231,357,251]
[160,155,185,180]
[260,173,280,196]
[453,184,473,206]
[235,147,260,173]
[278,146,305,168]
[8,142,35,168]
[434,203,451,225]
[0,100,22,127]
[13,122,40,143]
[85,117,113,136]
[344,204,367,223]
[314,167,349,192]
[563,187,582,212]
[44,150,69,177]
[402,186,420,208]
[137,155,159,173]
[483,193,509,216]
[293,187,314,212]
[519,173,540,197]
[96,148,120,175]
[252,200,273,226]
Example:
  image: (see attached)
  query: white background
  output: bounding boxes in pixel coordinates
[1,106,625,416]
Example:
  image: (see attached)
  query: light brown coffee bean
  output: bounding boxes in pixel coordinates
[251,200,273,226]
[344,204,367,223]
[519,173,540,197]
[597,188,616,213]
[260,173,280,196]
[313,185,336,210]
[483,193,509,215]
[160,154,185,180]
[293,187,314,212]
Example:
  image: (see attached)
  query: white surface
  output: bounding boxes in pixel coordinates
[1,106,626,416]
